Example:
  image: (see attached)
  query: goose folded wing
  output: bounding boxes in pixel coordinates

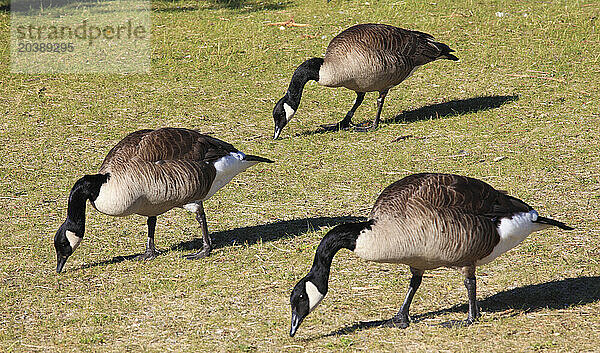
[415,174,531,219]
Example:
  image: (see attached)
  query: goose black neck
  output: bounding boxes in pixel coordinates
[308,220,374,292]
[65,173,108,234]
[285,57,323,109]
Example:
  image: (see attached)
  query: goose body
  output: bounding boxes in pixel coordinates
[273,24,458,139]
[91,129,255,216]
[289,173,573,336]
[354,173,542,267]
[54,128,273,273]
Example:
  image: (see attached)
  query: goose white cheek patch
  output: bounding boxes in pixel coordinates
[305,281,325,313]
[65,230,82,251]
[283,103,296,122]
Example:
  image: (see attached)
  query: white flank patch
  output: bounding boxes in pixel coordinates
[183,202,201,213]
[65,230,82,251]
[477,210,548,265]
[283,103,296,122]
[203,152,256,200]
[305,281,325,313]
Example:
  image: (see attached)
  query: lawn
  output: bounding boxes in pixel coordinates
[0,0,599,351]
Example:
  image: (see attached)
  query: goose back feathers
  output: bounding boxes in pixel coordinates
[94,128,259,217]
[319,24,457,92]
[356,173,536,268]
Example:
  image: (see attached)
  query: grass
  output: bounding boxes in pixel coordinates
[1,0,599,351]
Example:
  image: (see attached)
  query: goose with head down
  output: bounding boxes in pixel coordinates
[273,23,458,139]
[54,127,273,273]
[289,173,573,336]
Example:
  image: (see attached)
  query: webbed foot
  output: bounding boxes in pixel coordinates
[135,248,160,261]
[385,314,410,329]
[353,123,378,132]
[183,248,211,260]
[319,120,351,131]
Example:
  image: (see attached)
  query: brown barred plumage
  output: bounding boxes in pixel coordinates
[273,23,458,139]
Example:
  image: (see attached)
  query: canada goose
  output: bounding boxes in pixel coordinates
[289,173,573,336]
[272,23,458,139]
[54,127,273,273]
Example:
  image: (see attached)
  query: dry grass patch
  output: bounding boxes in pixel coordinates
[1,0,599,351]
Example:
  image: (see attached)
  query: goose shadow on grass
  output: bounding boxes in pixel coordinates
[388,94,518,124]
[324,275,600,337]
[77,216,364,271]
[153,0,289,13]
[300,94,518,137]
[2,0,288,14]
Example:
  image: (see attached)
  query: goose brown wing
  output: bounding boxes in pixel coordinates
[373,173,531,218]
[100,128,237,171]
[372,26,443,66]
[400,29,451,66]
[371,173,532,263]
[99,129,153,172]
[326,24,423,55]
[325,24,452,84]
[98,128,238,206]
[134,128,237,163]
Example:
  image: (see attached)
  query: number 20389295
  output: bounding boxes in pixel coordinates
[17,42,75,53]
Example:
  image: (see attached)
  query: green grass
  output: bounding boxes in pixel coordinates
[1,0,599,351]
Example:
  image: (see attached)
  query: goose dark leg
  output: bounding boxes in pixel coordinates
[464,276,480,324]
[355,89,388,132]
[184,202,212,260]
[136,216,160,260]
[390,268,423,328]
[439,266,480,328]
[320,92,365,131]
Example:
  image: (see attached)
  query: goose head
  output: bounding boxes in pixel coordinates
[289,276,325,336]
[54,222,83,273]
[273,97,296,140]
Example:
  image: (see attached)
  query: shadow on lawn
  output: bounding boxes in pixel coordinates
[299,94,518,137]
[389,94,518,123]
[325,276,600,336]
[171,215,364,252]
[153,0,289,13]
[77,215,363,271]
[2,0,289,13]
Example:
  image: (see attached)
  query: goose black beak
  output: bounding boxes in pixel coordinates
[56,256,68,273]
[290,312,303,337]
[273,126,282,140]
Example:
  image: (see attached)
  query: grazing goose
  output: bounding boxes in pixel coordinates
[289,173,573,336]
[272,23,458,139]
[54,127,273,273]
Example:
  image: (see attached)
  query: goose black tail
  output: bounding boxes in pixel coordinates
[244,154,274,163]
[535,216,574,230]
[434,42,459,61]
